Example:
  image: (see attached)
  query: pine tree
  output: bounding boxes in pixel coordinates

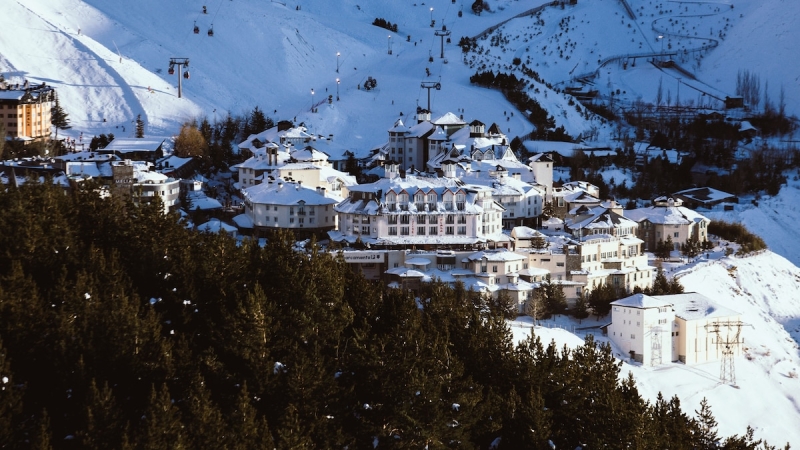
[135,114,145,138]
[50,92,71,143]
[0,337,22,445]
[137,383,187,450]
[572,293,590,323]
[31,409,53,450]
[694,397,719,449]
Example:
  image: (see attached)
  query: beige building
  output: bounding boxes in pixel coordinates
[625,197,711,251]
[0,80,55,142]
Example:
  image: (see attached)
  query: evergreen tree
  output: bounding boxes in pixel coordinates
[0,336,22,445]
[50,92,71,143]
[137,383,187,450]
[31,409,53,450]
[135,114,145,138]
[572,293,590,323]
[695,397,720,449]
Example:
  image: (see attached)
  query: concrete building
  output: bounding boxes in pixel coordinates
[0,79,55,142]
[332,161,507,249]
[608,292,741,366]
[239,178,338,235]
[625,197,710,251]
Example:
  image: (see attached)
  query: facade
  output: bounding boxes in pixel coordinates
[608,293,675,365]
[609,292,741,366]
[112,160,180,213]
[625,197,711,251]
[332,162,506,249]
[241,179,338,233]
[0,80,55,142]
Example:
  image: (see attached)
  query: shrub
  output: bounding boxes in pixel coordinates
[708,220,767,255]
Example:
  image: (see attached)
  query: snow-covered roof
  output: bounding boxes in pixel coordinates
[611,293,673,309]
[511,226,545,240]
[466,249,526,262]
[654,292,740,321]
[105,137,166,152]
[197,219,237,234]
[673,187,735,204]
[432,112,466,126]
[625,203,709,225]
[243,179,337,206]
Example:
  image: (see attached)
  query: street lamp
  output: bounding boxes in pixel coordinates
[658,35,664,61]
[430,7,435,27]
[387,35,392,55]
[311,88,315,112]
[336,78,340,101]
[336,51,340,73]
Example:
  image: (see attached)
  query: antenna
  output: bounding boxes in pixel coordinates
[420,80,442,112]
[705,319,749,386]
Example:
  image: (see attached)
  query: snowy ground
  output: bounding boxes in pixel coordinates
[510,249,800,446]
[3,0,796,149]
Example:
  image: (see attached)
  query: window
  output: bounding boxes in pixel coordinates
[429,226,437,235]
[631,334,635,339]
[457,226,466,235]
[289,207,294,215]
[674,232,679,238]
[362,226,370,234]
[290,218,294,224]
[309,218,314,224]
[401,226,410,235]
[492,265,498,273]
[274,217,278,222]
[299,218,304,224]
[417,215,426,224]
[446,226,454,235]
[458,215,466,224]
[417,226,426,235]
[556,262,564,267]
[401,216,410,224]
[389,215,398,225]
[389,227,397,235]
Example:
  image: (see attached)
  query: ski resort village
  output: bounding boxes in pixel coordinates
[2,0,800,447]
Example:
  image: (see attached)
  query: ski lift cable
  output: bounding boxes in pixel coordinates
[212,0,225,23]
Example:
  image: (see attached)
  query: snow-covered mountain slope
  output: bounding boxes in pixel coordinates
[704,176,800,267]
[516,251,800,446]
[4,0,795,149]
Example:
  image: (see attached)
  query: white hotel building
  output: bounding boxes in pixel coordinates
[331,161,507,249]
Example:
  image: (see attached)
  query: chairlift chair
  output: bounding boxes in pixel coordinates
[168,66,175,75]
[194,21,199,34]
[184,70,190,79]
[208,25,214,37]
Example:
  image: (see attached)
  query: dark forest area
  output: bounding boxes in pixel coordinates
[0,181,780,449]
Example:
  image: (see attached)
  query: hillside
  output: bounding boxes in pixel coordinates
[3,0,797,147]
[516,250,800,446]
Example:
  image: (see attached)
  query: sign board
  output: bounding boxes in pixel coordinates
[340,251,386,264]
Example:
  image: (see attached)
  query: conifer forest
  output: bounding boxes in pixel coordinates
[0,181,778,449]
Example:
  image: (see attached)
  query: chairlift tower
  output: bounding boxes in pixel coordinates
[435,25,451,59]
[420,80,441,112]
[168,58,190,98]
[705,320,747,386]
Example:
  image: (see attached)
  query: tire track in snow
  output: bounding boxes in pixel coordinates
[14,1,147,127]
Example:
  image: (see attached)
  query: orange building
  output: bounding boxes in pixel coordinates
[0,79,55,143]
